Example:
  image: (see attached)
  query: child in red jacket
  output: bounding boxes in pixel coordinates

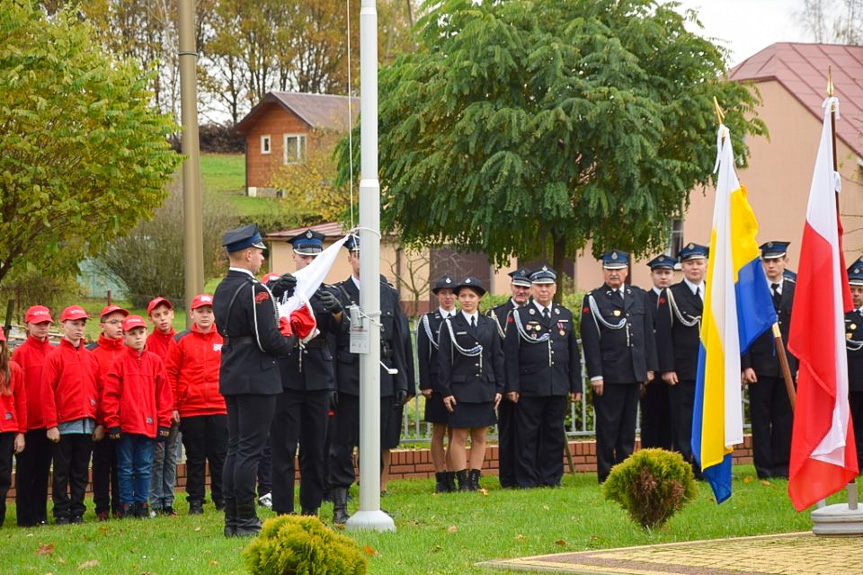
[88,305,128,520]
[12,305,54,527]
[103,315,172,518]
[167,294,227,515]
[41,305,101,525]
[0,329,27,528]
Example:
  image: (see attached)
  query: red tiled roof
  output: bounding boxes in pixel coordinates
[235,92,360,135]
[265,221,346,240]
[730,42,863,158]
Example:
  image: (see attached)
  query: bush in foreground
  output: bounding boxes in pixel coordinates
[244,515,367,575]
[603,448,697,529]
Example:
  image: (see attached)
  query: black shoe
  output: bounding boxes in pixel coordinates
[456,470,470,492]
[332,487,349,525]
[97,510,110,521]
[235,500,262,537]
[189,501,204,515]
[134,502,149,519]
[162,506,177,517]
[468,469,482,491]
[300,508,318,516]
[70,515,84,524]
[434,472,448,493]
[223,498,238,538]
[214,500,225,512]
[445,471,457,493]
[55,516,71,525]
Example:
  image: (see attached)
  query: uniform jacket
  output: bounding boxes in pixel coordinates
[89,335,125,425]
[333,277,408,398]
[505,301,582,396]
[11,335,54,430]
[742,278,798,377]
[580,284,657,384]
[102,347,172,437]
[655,281,703,380]
[279,285,339,392]
[417,309,453,391]
[41,338,100,429]
[146,328,177,361]
[166,326,226,417]
[0,362,27,433]
[487,299,517,341]
[846,308,863,393]
[436,312,505,402]
[213,269,297,396]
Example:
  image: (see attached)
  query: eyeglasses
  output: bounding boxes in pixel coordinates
[103,320,123,325]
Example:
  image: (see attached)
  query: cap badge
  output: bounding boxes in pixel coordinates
[445,278,452,284]
[542,265,548,271]
[611,252,618,260]
[767,242,773,248]
[465,278,472,283]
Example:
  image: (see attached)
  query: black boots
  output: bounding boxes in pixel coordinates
[456,470,470,492]
[469,469,482,491]
[223,498,237,537]
[235,500,262,537]
[332,487,349,525]
[445,471,457,492]
[189,500,204,515]
[434,472,448,493]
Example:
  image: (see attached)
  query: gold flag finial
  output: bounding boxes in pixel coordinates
[827,65,834,97]
[713,96,725,124]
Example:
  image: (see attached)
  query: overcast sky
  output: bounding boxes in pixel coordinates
[673,0,812,66]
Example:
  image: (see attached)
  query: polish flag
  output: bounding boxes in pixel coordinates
[787,97,858,511]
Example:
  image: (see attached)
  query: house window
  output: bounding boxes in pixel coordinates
[284,134,306,164]
[668,218,684,262]
[261,135,271,155]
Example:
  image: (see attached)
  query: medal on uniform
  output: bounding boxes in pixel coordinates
[852,324,857,330]
[613,309,621,317]
[848,333,854,339]
[529,308,535,315]
[559,330,565,336]
[555,308,560,315]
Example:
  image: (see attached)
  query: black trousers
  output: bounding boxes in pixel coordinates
[594,383,639,482]
[668,379,697,461]
[257,437,272,496]
[181,414,228,505]
[92,436,120,514]
[850,391,863,473]
[328,394,391,489]
[497,398,517,488]
[749,376,793,479]
[271,389,330,514]
[640,380,673,450]
[52,433,93,520]
[15,430,52,526]
[0,433,13,527]
[224,394,276,504]
[514,395,567,488]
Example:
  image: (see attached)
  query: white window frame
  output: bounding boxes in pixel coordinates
[260,135,271,155]
[283,133,306,164]
[667,218,684,269]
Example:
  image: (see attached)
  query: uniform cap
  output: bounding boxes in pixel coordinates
[529,265,557,284]
[344,234,360,252]
[190,294,214,310]
[431,274,455,294]
[147,296,173,315]
[454,276,486,296]
[760,241,790,260]
[261,272,280,284]
[508,268,532,288]
[222,223,267,253]
[121,315,148,332]
[647,254,677,270]
[24,305,53,324]
[60,305,89,322]
[601,250,629,269]
[678,243,709,262]
[99,305,129,321]
[848,262,863,286]
[289,229,325,256]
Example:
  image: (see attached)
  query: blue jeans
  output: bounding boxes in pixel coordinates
[116,434,156,505]
[149,422,180,509]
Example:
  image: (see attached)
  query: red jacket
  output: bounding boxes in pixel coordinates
[102,347,172,437]
[166,326,226,418]
[89,335,125,425]
[11,335,54,430]
[146,328,176,361]
[0,362,27,433]
[41,339,100,429]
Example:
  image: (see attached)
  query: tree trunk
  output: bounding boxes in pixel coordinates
[551,232,566,304]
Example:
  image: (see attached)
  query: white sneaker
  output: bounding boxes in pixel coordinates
[258,493,272,509]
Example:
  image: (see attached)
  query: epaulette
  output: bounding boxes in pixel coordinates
[784,277,796,284]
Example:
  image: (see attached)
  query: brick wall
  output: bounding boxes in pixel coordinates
[5,436,754,500]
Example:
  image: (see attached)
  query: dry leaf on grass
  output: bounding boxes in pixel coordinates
[479,488,489,496]
[743,476,754,484]
[209,560,219,567]
[555,539,567,546]
[515,534,527,541]
[431,545,443,553]
[760,480,771,486]
[77,560,99,570]
[447,525,458,533]
[36,543,54,556]
[363,545,377,556]
[542,504,550,511]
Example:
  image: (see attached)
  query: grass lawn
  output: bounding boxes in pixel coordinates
[200,154,245,194]
[0,465,831,574]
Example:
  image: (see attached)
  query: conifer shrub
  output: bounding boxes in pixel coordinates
[602,448,697,529]
[244,515,367,575]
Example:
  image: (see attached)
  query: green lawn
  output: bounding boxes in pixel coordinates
[0,466,830,574]
[200,154,246,194]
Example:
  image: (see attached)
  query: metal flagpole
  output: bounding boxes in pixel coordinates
[346,0,395,532]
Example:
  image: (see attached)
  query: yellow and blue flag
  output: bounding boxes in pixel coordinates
[692,125,777,503]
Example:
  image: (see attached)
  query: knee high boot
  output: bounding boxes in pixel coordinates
[332,487,349,525]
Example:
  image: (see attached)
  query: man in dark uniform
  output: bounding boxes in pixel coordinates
[329,236,409,524]
[268,230,342,517]
[846,260,863,473]
[504,266,581,488]
[213,223,298,537]
[580,250,657,483]
[640,255,676,450]
[655,243,707,473]
[486,268,531,488]
[741,241,796,479]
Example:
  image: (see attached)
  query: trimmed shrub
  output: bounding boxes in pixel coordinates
[602,448,697,529]
[244,515,367,575]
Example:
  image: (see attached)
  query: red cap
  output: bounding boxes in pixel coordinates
[121,315,148,331]
[190,294,214,310]
[99,305,129,321]
[147,297,173,315]
[261,273,279,284]
[25,305,54,324]
[60,306,89,322]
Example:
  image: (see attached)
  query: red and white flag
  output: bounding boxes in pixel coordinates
[788,96,858,511]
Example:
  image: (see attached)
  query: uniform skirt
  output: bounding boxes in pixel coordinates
[423,392,450,425]
[448,401,496,429]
